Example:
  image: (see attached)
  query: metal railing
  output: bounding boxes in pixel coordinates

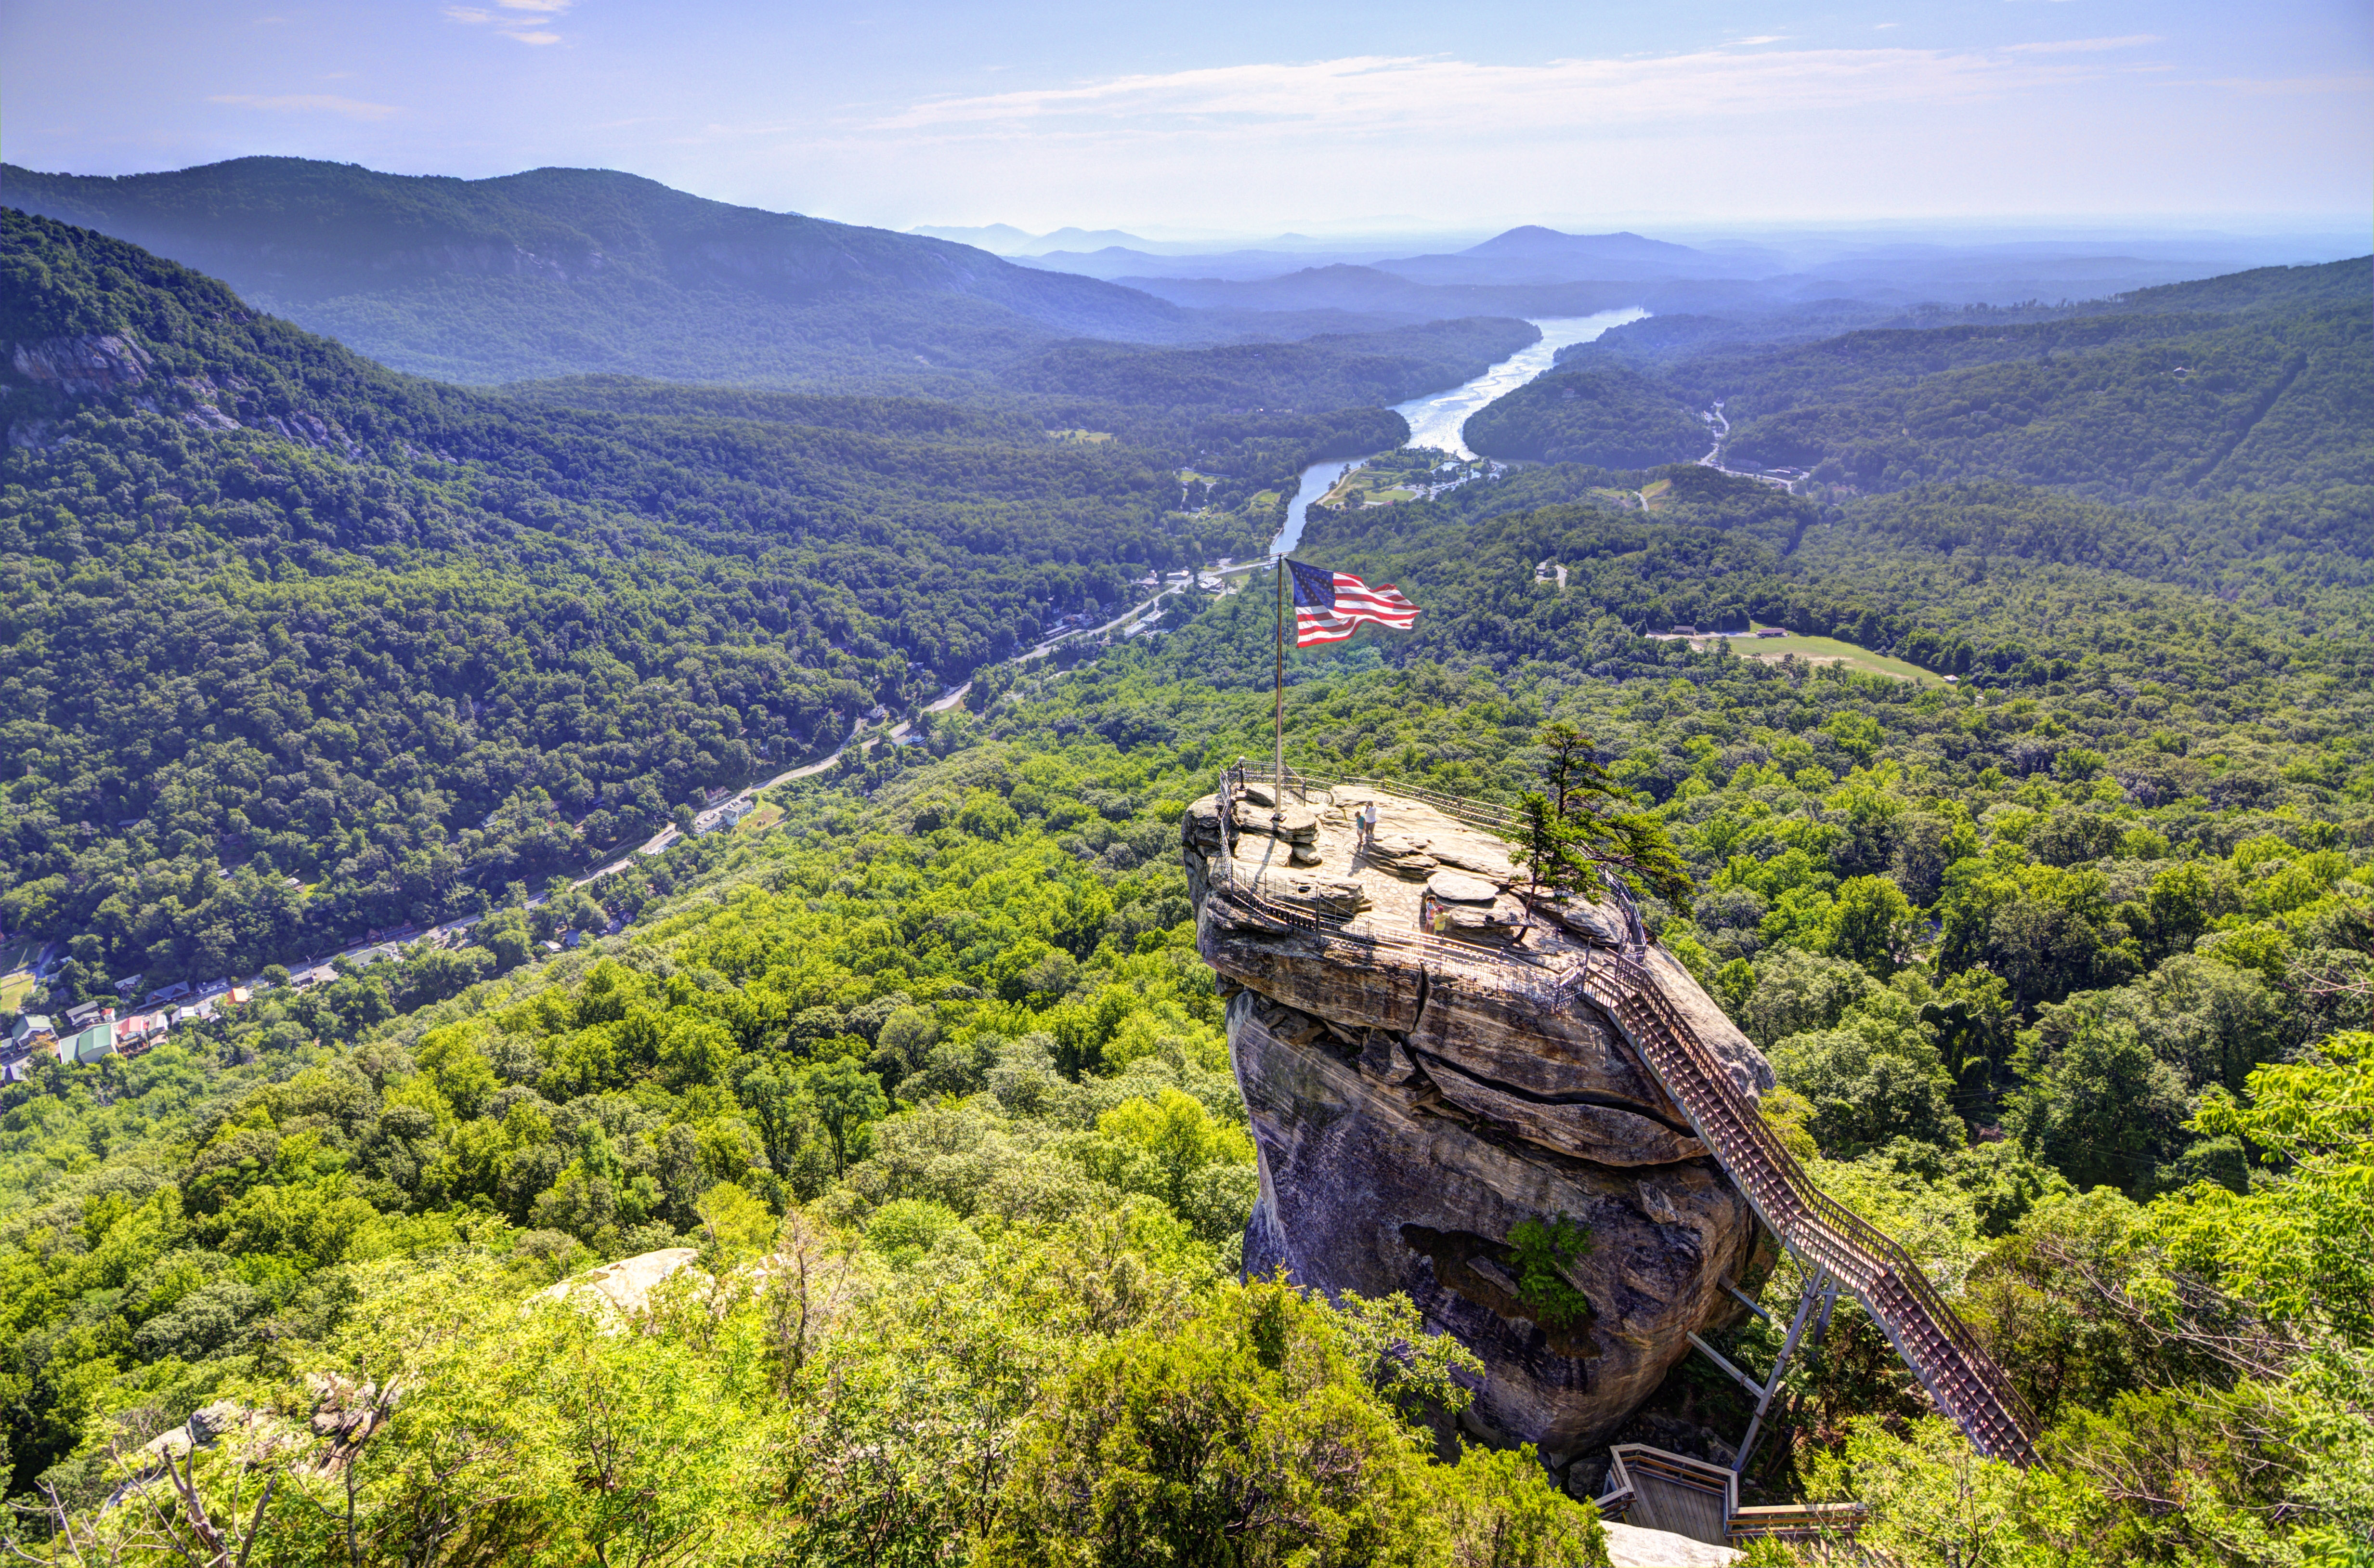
[1210,763,1590,1011]
[1579,952,2038,1463]
[1200,763,2040,1465]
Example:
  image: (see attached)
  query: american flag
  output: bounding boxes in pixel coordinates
[1288,557,1422,647]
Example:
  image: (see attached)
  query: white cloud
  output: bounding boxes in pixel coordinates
[2208,72,2374,95]
[2003,35,2159,53]
[207,92,399,120]
[446,0,571,45]
[871,46,2145,142]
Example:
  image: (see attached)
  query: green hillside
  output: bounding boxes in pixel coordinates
[2,543,2367,1553]
[1,158,1213,384]
[1716,300,2374,498]
[1473,259,2374,503]
[0,210,1426,982]
[1459,364,1711,469]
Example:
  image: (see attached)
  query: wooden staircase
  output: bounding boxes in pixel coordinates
[1579,950,2038,1465]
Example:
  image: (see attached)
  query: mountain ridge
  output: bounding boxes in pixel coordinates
[1,157,1213,384]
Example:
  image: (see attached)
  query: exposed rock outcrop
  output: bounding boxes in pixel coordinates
[13,334,153,395]
[1187,784,1775,1473]
[5,332,377,458]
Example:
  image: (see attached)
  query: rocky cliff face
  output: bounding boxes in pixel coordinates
[1185,786,1774,1481]
[5,332,379,459]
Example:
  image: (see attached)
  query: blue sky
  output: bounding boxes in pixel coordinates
[4,0,2367,235]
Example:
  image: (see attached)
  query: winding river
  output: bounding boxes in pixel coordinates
[1270,307,1646,554]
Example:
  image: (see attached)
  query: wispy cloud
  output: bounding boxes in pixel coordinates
[207,92,399,120]
[2208,72,2374,95]
[446,0,571,46]
[871,46,2151,142]
[2003,35,2159,53]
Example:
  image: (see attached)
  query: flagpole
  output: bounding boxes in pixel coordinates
[1273,552,1286,805]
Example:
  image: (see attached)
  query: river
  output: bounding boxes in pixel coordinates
[1268,307,1646,554]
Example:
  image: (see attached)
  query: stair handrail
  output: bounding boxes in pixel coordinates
[1580,950,2039,1462]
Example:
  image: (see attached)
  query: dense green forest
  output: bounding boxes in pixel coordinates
[2,559,2368,1556]
[2,195,2372,1565]
[1486,259,2372,509]
[1459,365,1712,469]
[0,212,1457,988]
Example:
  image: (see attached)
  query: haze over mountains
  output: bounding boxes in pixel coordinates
[0,159,1430,385]
[946,216,2363,324]
[10,156,2361,397]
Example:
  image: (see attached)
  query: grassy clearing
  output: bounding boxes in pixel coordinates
[1,973,35,1014]
[1639,477,1674,509]
[1724,632,1939,683]
[1320,473,1422,508]
[740,800,787,834]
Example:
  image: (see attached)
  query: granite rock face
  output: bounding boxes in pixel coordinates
[1187,787,1775,1470]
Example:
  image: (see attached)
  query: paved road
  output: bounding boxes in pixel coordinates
[1695,400,1797,491]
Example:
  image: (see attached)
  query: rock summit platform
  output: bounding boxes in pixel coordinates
[1182,772,1776,1476]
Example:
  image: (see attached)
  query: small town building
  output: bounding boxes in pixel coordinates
[61,1022,115,1066]
[114,1011,168,1053]
[691,796,755,836]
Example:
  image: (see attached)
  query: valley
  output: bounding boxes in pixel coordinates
[0,155,2368,1566]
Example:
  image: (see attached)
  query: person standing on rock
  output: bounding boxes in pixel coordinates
[1357,800,1379,852]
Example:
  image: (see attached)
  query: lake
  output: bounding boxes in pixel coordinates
[1269,307,1645,554]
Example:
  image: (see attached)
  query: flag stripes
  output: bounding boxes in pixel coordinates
[1287,556,1421,647]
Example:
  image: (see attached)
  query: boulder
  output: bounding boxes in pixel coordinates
[1267,875,1370,918]
[1604,1523,1743,1567]
[1234,800,1319,843]
[1189,795,1777,1471]
[1426,870,1501,903]
[536,1247,703,1318]
[1229,993,1763,1463]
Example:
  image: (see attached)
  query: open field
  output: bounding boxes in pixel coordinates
[1641,627,1940,682]
[1726,632,1937,682]
[1320,473,1422,508]
[1,972,35,1014]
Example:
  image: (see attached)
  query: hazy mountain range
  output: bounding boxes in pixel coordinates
[9,156,2361,392]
